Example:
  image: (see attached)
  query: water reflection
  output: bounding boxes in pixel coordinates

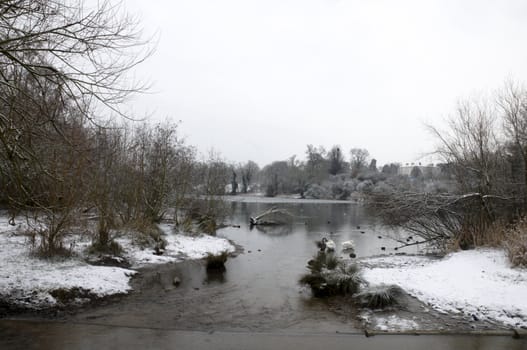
[1,201,524,347]
[251,224,293,236]
[225,201,417,258]
[7,200,420,336]
[205,269,226,284]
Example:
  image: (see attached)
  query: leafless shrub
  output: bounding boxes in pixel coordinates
[369,95,520,251]
[503,219,527,267]
[369,186,514,250]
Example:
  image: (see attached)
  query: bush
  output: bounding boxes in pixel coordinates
[503,219,527,267]
[206,251,229,271]
[89,239,123,256]
[356,180,374,193]
[183,198,228,235]
[300,251,363,297]
[304,184,331,199]
[127,223,167,251]
[331,181,353,200]
[197,214,218,235]
[24,214,77,258]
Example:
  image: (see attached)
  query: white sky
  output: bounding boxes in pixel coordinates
[124,0,527,167]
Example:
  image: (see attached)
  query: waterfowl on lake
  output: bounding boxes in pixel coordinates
[316,238,327,251]
[316,237,336,252]
[324,238,336,251]
[342,240,355,251]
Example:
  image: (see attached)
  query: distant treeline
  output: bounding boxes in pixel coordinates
[230,146,452,200]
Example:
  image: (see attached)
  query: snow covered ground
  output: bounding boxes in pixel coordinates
[117,223,235,268]
[362,249,527,328]
[360,313,420,331]
[0,217,235,309]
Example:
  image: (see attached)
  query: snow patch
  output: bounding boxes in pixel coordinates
[0,217,236,308]
[116,224,235,267]
[0,227,135,308]
[374,315,420,331]
[363,249,527,328]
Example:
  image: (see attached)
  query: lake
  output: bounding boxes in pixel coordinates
[2,199,525,350]
[59,198,417,333]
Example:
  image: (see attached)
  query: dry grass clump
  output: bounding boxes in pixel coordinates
[89,239,123,256]
[503,219,527,268]
[127,223,167,250]
[354,284,403,309]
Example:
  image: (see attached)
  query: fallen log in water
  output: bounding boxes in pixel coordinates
[250,206,294,226]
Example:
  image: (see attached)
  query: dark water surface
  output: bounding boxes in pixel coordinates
[2,200,525,348]
[61,201,412,333]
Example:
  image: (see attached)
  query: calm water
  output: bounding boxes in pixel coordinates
[55,199,417,333]
[3,200,525,349]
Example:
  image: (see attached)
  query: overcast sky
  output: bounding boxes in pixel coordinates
[124,0,527,167]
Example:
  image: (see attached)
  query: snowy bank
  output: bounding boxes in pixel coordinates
[360,313,420,331]
[0,220,135,309]
[117,223,236,268]
[362,249,527,328]
[0,217,236,309]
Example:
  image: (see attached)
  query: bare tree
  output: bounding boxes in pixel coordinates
[0,0,150,199]
[89,124,124,248]
[187,151,230,233]
[498,81,527,207]
[429,99,502,196]
[328,145,345,175]
[240,160,259,193]
[410,166,422,178]
[230,167,238,195]
[368,159,377,172]
[305,144,327,184]
[0,1,151,252]
[350,148,369,178]
[170,143,196,226]
[0,0,151,116]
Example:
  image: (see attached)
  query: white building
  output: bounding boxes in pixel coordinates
[398,162,441,177]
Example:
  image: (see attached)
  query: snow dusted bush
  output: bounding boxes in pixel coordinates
[300,251,363,297]
[330,180,355,200]
[357,180,374,193]
[304,184,331,200]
